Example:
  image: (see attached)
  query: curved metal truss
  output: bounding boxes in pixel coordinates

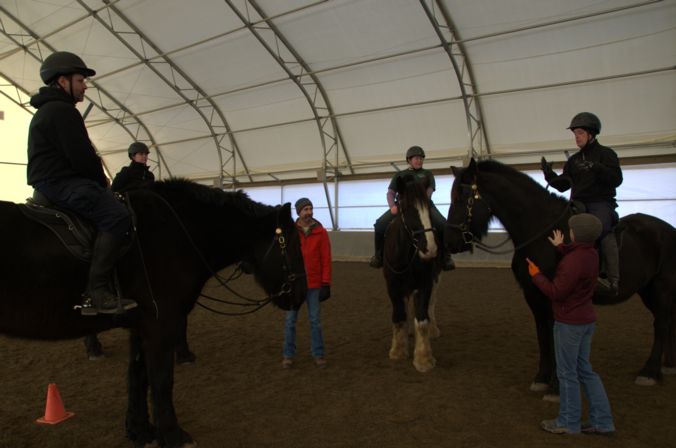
[225,0,355,228]
[0,3,169,179]
[419,0,490,161]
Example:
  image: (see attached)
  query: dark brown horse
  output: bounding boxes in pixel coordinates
[383,174,442,372]
[444,159,676,394]
[0,179,306,447]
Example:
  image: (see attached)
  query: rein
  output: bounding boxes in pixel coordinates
[128,190,300,317]
[447,180,573,255]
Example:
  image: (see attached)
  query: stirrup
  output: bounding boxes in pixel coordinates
[369,254,383,269]
[78,293,138,316]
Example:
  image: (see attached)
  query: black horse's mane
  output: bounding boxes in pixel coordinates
[150,178,275,218]
[476,159,568,207]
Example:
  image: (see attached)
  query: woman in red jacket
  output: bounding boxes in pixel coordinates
[282,198,332,369]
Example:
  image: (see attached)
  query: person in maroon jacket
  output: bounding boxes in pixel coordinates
[527,213,615,436]
[282,198,332,369]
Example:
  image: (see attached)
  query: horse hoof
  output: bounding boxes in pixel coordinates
[389,351,408,361]
[529,382,549,392]
[413,359,435,373]
[661,366,676,375]
[635,376,657,386]
[542,394,560,403]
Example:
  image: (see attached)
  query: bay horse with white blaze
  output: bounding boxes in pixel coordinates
[383,174,442,372]
[444,159,676,393]
[0,179,306,447]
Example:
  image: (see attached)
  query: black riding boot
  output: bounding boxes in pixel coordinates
[597,233,619,296]
[82,231,138,316]
[369,231,384,268]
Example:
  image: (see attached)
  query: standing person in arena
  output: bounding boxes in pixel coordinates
[527,214,615,436]
[540,113,623,295]
[27,51,136,315]
[369,145,454,271]
[282,198,332,369]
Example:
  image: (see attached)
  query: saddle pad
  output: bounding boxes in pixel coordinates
[19,203,95,261]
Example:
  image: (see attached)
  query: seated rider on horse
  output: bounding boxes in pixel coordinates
[540,112,623,296]
[369,145,455,271]
[27,51,137,315]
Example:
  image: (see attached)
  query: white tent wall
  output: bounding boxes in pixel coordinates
[1,0,674,205]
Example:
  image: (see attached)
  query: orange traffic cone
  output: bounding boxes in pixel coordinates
[36,383,75,425]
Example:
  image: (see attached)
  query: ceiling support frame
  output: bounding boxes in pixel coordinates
[420,0,490,161]
[78,0,251,188]
[0,5,169,179]
[225,0,354,229]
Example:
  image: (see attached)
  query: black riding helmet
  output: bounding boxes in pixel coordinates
[128,142,150,159]
[567,112,601,136]
[406,145,425,160]
[40,51,96,85]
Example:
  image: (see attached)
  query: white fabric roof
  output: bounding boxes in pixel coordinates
[1,0,674,186]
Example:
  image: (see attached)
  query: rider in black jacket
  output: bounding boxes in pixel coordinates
[112,142,155,193]
[540,112,623,295]
[27,51,137,315]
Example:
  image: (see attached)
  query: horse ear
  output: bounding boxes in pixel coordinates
[450,166,460,177]
[280,203,293,223]
[467,158,477,174]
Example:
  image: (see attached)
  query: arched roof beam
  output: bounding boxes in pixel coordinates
[0,5,169,179]
[419,0,490,160]
[76,0,251,187]
[224,0,354,228]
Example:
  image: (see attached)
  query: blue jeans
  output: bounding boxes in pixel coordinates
[283,288,324,359]
[554,321,615,433]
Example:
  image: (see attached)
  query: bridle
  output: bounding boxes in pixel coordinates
[446,179,487,248]
[384,201,436,274]
[197,224,306,315]
[128,191,304,317]
[446,178,572,255]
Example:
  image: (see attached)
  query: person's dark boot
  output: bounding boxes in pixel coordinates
[597,233,619,296]
[175,342,196,365]
[81,231,138,316]
[369,232,384,268]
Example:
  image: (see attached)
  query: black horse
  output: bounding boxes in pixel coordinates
[444,158,676,393]
[0,179,306,447]
[383,174,442,372]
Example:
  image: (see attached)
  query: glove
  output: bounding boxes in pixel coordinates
[540,157,555,177]
[526,258,540,278]
[319,284,331,302]
[577,160,594,171]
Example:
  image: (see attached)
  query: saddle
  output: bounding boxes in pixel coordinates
[19,191,96,262]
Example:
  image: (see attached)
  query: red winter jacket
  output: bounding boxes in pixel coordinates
[532,242,598,324]
[297,219,332,289]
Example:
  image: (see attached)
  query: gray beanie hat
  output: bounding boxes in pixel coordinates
[568,213,602,243]
[294,197,313,215]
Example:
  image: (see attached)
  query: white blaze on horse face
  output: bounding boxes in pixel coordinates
[417,203,437,261]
